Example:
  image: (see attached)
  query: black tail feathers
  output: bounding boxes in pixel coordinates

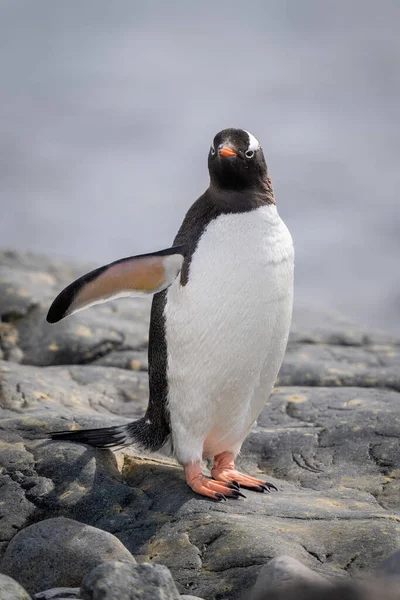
[50,417,169,452]
[50,423,132,449]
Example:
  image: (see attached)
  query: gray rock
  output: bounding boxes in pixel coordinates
[80,561,180,600]
[0,250,150,368]
[33,588,81,599]
[248,581,400,600]
[1,517,135,594]
[250,556,330,599]
[0,573,31,600]
[1,251,400,600]
[377,547,400,578]
[180,597,205,599]
[0,360,149,420]
[0,472,37,558]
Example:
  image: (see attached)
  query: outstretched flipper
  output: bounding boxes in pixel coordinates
[46,245,185,323]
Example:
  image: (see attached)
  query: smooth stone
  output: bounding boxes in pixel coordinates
[377,547,400,578]
[249,580,400,600]
[80,561,180,600]
[1,517,135,594]
[250,555,331,600]
[0,573,31,600]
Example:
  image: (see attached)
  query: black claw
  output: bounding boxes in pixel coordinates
[232,480,240,489]
[258,484,271,493]
[266,482,278,491]
[228,482,240,491]
[215,493,227,501]
[232,490,247,499]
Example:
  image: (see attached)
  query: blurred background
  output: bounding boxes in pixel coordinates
[0,0,399,333]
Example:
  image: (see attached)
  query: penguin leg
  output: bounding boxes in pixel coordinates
[184,462,245,501]
[211,451,278,493]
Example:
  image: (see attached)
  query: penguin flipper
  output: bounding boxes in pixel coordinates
[46,245,185,323]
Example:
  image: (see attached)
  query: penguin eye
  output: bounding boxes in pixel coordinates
[245,150,255,159]
[210,146,216,156]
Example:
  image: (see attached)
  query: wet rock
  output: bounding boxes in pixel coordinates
[80,561,180,600]
[250,555,330,599]
[0,573,31,600]
[0,517,135,594]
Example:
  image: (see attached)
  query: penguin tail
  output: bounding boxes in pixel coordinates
[50,417,169,452]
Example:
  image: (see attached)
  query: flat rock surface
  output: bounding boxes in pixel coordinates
[1,250,400,599]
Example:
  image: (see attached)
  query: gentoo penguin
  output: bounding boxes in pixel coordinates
[47,128,294,501]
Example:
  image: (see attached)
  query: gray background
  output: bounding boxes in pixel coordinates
[1,0,399,332]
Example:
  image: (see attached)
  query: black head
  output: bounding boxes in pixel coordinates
[208,128,270,192]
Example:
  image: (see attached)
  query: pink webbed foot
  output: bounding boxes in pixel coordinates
[184,462,245,501]
[211,451,278,493]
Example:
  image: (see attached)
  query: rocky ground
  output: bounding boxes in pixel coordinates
[0,250,399,599]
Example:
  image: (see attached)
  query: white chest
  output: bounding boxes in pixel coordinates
[164,205,294,461]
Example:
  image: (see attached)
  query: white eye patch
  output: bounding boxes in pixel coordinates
[244,130,260,152]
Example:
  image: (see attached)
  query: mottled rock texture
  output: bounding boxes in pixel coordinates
[1,250,400,599]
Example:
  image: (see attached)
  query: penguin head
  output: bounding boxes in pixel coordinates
[208,128,268,190]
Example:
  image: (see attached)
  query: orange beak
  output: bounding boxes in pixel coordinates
[218,146,237,157]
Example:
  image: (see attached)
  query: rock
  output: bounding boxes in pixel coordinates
[1,250,400,600]
[80,561,180,600]
[180,597,205,599]
[0,361,149,419]
[0,573,31,600]
[33,589,81,599]
[250,555,330,599]
[377,547,400,579]
[0,517,135,594]
[0,250,150,368]
[0,472,37,560]
[249,580,400,600]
